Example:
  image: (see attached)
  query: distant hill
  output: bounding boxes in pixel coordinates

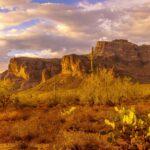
[1,39,150,90]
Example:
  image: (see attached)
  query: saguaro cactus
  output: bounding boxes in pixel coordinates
[90,47,95,73]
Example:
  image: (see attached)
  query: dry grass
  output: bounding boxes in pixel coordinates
[0,69,149,149]
[0,102,149,149]
[11,69,150,107]
[79,69,150,105]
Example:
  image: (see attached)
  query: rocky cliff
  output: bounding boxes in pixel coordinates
[0,57,61,89]
[95,39,139,61]
[93,39,150,82]
[1,39,150,89]
[61,54,90,76]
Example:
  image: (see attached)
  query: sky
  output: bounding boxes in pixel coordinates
[0,0,150,72]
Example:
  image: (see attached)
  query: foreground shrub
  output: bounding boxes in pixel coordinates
[79,69,145,105]
[0,80,20,109]
[104,107,150,149]
[53,131,110,149]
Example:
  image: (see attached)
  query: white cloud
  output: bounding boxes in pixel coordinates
[78,1,103,11]
[7,49,64,58]
[0,0,31,7]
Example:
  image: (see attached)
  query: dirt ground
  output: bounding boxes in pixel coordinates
[0,100,149,150]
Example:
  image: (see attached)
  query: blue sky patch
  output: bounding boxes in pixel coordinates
[4,19,40,32]
[32,0,105,4]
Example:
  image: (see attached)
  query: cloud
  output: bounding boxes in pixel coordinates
[0,0,31,7]
[7,49,65,58]
[78,1,103,11]
[0,0,150,72]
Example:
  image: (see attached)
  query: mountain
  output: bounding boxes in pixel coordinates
[0,57,61,89]
[0,39,150,89]
[93,39,150,82]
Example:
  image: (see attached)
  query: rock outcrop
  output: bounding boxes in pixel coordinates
[61,54,90,76]
[41,69,52,83]
[93,39,150,82]
[94,39,139,61]
[1,57,61,89]
[0,39,150,88]
[138,45,150,62]
[60,40,150,82]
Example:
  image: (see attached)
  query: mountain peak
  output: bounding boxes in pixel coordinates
[0,39,150,89]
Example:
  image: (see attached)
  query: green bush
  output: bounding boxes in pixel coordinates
[79,69,145,105]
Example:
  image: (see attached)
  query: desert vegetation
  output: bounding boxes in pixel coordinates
[104,106,150,149]
[0,0,149,148]
[0,69,149,149]
[79,69,147,105]
[11,69,150,107]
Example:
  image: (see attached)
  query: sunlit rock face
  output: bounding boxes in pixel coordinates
[41,69,51,83]
[93,39,150,82]
[0,39,150,88]
[9,58,30,80]
[61,54,90,76]
[1,57,61,89]
[94,39,139,61]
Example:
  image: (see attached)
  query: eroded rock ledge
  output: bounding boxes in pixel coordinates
[1,39,150,89]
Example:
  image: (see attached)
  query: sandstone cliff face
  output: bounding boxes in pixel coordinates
[138,45,150,62]
[93,39,150,82]
[1,57,61,89]
[41,69,51,83]
[61,54,90,76]
[94,39,139,61]
[1,39,150,86]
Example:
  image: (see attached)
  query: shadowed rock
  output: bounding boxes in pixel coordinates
[93,39,150,82]
[0,57,61,89]
[61,54,90,76]
[0,39,150,89]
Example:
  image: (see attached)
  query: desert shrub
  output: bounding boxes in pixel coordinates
[0,80,19,109]
[62,106,104,134]
[11,97,22,109]
[12,69,149,107]
[0,80,19,92]
[11,119,39,141]
[0,87,11,109]
[14,88,79,107]
[10,117,51,142]
[54,131,110,149]
[54,90,79,105]
[79,69,145,105]
[104,106,150,149]
[12,93,38,108]
[0,94,11,109]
